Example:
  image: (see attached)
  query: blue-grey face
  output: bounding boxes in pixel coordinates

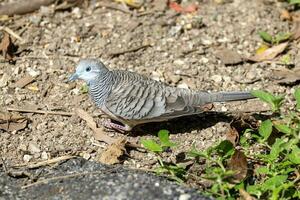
[68,59,106,83]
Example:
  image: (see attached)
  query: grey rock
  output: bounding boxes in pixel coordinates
[0,158,212,200]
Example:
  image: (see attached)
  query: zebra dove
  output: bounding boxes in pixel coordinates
[68,59,254,132]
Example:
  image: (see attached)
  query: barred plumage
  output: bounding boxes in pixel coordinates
[68,59,254,131]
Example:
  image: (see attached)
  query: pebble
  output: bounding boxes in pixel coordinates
[26,68,41,77]
[177,82,189,89]
[173,59,185,66]
[82,152,91,160]
[211,75,223,83]
[41,151,48,160]
[179,194,191,200]
[23,154,33,162]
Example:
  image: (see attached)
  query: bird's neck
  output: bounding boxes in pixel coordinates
[88,71,113,107]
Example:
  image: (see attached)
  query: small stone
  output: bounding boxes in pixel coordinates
[23,154,33,162]
[41,151,48,160]
[82,152,91,160]
[27,68,40,77]
[211,75,223,83]
[221,106,228,112]
[173,59,185,66]
[151,71,161,82]
[28,142,41,154]
[72,7,82,19]
[179,194,191,200]
[0,73,9,87]
[177,82,189,89]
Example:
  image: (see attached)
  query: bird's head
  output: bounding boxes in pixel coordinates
[68,59,109,84]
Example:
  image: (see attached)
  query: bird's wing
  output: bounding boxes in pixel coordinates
[104,71,202,121]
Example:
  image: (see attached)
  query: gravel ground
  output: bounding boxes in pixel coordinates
[0,0,299,196]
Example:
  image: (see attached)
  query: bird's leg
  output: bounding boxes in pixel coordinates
[102,119,132,133]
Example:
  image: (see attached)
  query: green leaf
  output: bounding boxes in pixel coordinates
[158,130,176,148]
[273,123,292,135]
[274,32,291,44]
[251,90,284,112]
[295,88,300,110]
[256,166,269,175]
[214,140,234,157]
[287,146,300,164]
[247,185,263,197]
[258,31,273,43]
[289,0,300,5]
[261,175,288,191]
[269,138,286,161]
[141,139,163,152]
[258,120,273,141]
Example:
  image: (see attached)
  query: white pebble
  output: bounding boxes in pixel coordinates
[23,154,33,162]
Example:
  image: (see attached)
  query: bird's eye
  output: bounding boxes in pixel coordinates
[86,66,91,72]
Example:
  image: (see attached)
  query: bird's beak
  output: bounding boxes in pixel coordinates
[68,73,79,82]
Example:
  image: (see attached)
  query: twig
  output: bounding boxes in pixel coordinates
[94,2,131,14]
[12,155,75,169]
[109,44,151,57]
[21,168,118,189]
[7,107,75,116]
[0,26,25,43]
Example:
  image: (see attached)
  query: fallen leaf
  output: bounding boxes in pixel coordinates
[228,150,248,183]
[272,67,300,84]
[292,21,300,40]
[226,126,239,146]
[12,75,35,88]
[0,112,27,132]
[215,48,243,65]
[98,138,127,165]
[168,1,198,13]
[75,108,116,144]
[0,32,15,61]
[280,9,291,21]
[249,42,289,62]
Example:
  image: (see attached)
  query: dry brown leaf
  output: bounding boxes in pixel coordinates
[228,150,248,183]
[280,9,291,21]
[215,48,243,65]
[292,21,300,40]
[0,32,15,61]
[239,188,254,200]
[226,126,239,146]
[0,112,27,132]
[272,67,300,84]
[75,108,116,144]
[249,42,288,62]
[98,138,127,165]
[12,75,35,88]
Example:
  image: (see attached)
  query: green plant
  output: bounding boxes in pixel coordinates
[251,90,284,112]
[288,0,300,5]
[188,90,300,199]
[258,31,291,45]
[141,130,185,182]
[140,90,300,199]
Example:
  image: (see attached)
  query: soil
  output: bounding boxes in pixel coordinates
[0,0,299,189]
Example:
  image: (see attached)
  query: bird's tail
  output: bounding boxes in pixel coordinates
[198,91,255,103]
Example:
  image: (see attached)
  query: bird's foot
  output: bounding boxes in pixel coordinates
[102,120,132,133]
